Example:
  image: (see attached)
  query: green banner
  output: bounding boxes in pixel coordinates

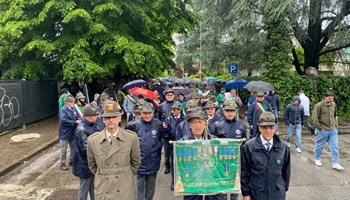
[174,139,241,195]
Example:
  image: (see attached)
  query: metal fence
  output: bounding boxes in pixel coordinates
[0,80,58,133]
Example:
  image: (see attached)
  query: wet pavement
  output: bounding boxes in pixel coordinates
[0,116,349,199]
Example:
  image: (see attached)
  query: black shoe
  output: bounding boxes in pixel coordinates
[60,164,68,170]
[164,168,170,174]
[170,184,174,191]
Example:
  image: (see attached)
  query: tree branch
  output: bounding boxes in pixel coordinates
[292,46,304,75]
[321,1,350,39]
[319,60,350,65]
[319,43,350,56]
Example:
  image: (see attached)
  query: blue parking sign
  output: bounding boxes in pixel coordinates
[228,64,238,74]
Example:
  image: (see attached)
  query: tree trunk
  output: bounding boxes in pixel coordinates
[303,0,322,72]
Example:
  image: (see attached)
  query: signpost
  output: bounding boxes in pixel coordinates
[228,64,238,74]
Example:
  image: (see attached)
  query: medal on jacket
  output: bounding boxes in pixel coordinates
[214,146,218,156]
[225,164,229,176]
[193,148,197,161]
[178,149,183,162]
[185,167,190,178]
[187,148,191,162]
[228,147,232,160]
[219,147,223,160]
[224,147,228,160]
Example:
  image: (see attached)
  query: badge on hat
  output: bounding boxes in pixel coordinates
[107,103,114,112]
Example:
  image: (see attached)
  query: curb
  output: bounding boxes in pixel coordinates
[0,137,59,177]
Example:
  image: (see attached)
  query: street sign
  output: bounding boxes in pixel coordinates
[228,64,238,74]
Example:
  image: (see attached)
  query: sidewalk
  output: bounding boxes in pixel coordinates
[0,116,59,176]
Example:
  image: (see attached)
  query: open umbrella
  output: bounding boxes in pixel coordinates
[122,79,147,91]
[205,77,217,82]
[190,78,201,84]
[225,78,248,90]
[129,87,158,100]
[172,86,190,96]
[243,81,274,92]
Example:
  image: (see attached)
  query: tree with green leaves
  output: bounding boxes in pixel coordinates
[175,0,268,77]
[178,0,350,77]
[232,0,350,75]
[0,0,197,82]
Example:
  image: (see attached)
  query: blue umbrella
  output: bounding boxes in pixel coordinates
[122,79,147,91]
[225,78,248,90]
[205,77,217,82]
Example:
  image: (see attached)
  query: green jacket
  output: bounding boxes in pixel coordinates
[312,100,338,130]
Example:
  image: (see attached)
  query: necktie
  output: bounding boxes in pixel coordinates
[265,142,271,151]
[109,135,114,145]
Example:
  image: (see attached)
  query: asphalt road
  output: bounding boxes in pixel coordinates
[0,118,349,200]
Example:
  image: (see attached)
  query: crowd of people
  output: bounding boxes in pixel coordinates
[58,79,344,200]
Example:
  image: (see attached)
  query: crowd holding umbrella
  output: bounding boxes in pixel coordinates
[243,80,274,92]
[122,79,147,90]
[128,87,158,100]
[225,78,248,90]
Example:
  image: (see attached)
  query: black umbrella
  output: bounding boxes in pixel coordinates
[243,81,274,92]
[122,79,147,91]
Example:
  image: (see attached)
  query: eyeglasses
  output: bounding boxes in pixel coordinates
[257,96,264,98]
[166,94,174,97]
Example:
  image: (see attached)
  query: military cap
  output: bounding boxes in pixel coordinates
[137,99,146,106]
[187,110,208,122]
[101,100,124,117]
[165,88,174,94]
[83,104,100,116]
[258,112,277,126]
[141,102,154,113]
[100,93,110,101]
[204,101,216,109]
[75,91,86,99]
[223,100,238,111]
[133,106,141,115]
[170,101,182,110]
[185,100,198,112]
[64,95,76,102]
[193,93,201,99]
[256,91,265,96]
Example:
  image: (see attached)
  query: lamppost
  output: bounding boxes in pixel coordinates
[306,66,318,103]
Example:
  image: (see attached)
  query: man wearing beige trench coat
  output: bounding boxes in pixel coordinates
[87,100,141,200]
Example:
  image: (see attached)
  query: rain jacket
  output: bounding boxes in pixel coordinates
[247,100,272,137]
[241,134,291,200]
[265,92,280,111]
[159,100,175,121]
[59,105,79,140]
[207,115,223,134]
[175,118,192,140]
[164,114,184,140]
[284,96,304,125]
[73,118,99,178]
[214,118,246,139]
[126,118,165,175]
